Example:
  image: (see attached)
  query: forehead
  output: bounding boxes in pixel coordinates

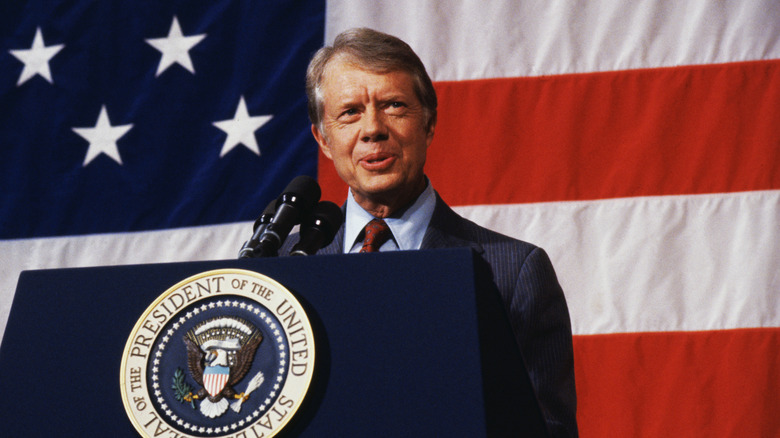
[320,57,417,102]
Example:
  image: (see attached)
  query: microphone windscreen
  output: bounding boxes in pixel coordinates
[253,200,277,232]
[280,175,321,210]
[312,201,344,239]
[290,201,344,255]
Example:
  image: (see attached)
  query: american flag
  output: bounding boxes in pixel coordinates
[1,1,324,331]
[2,1,780,436]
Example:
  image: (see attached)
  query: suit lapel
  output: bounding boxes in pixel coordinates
[421,193,484,254]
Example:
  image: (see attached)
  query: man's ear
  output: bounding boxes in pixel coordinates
[425,120,436,149]
[311,124,333,160]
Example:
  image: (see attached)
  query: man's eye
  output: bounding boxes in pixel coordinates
[341,108,358,117]
[390,102,405,108]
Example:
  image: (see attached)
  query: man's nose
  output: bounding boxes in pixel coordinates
[360,107,389,142]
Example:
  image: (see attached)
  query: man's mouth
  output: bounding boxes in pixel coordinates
[360,153,395,170]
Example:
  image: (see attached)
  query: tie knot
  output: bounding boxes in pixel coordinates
[360,219,391,253]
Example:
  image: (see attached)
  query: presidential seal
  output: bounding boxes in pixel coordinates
[120,269,314,437]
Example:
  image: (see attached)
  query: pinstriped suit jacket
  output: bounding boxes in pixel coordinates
[280,193,578,437]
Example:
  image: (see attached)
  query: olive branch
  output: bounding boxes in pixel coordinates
[172,368,195,409]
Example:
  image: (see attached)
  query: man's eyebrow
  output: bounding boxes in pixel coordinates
[335,101,362,111]
[378,92,411,103]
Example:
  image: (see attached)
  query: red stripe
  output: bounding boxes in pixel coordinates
[319,60,780,205]
[318,148,349,205]
[573,328,780,437]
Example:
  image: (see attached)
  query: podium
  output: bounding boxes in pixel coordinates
[0,248,547,436]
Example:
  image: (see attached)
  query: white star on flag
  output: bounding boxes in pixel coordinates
[72,105,134,166]
[145,16,206,76]
[213,96,273,157]
[9,27,65,86]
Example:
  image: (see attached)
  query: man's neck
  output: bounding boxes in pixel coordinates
[352,178,427,219]
[344,179,437,253]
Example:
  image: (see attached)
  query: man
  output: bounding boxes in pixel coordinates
[280,28,577,437]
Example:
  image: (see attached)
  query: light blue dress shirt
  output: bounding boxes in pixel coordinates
[343,181,436,253]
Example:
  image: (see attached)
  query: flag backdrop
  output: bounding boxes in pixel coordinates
[1,1,779,436]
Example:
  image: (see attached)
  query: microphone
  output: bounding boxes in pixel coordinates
[290,201,344,256]
[252,175,321,258]
[238,200,277,258]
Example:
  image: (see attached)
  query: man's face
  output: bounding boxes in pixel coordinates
[312,57,435,210]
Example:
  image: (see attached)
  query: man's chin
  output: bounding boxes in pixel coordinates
[356,173,403,193]
[352,175,425,210]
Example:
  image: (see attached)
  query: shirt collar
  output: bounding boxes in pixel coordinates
[343,180,436,253]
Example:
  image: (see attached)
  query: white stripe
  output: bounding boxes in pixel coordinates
[0,221,251,339]
[325,0,780,80]
[4,192,777,338]
[453,190,780,335]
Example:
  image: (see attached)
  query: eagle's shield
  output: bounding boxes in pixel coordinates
[203,365,230,397]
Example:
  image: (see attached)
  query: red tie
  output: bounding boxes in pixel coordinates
[360,219,391,253]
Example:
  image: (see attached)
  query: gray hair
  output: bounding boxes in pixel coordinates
[305,28,437,132]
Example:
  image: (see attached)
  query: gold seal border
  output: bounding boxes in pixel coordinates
[119,268,315,438]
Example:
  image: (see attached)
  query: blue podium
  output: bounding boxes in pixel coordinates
[0,248,547,436]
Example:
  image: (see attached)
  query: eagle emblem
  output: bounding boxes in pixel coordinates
[121,270,315,438]
[182,316,264,418]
